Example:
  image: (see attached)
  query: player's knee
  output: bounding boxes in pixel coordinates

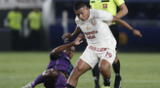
[99,65,106,73]
[74,65,84,73]
[99,65,111,78]
[69,67,82,80]
[99,60,110,73]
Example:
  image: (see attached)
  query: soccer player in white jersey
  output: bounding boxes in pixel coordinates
[65,1,142,88]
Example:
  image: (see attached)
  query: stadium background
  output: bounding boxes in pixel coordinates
[0,0,160,88]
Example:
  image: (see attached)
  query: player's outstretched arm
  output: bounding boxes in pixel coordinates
[62,26,82,40]
[112,17,142,37]
[51,34,83,55]
[50,42,75,55]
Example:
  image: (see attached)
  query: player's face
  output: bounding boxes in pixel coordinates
[75,6,90,21]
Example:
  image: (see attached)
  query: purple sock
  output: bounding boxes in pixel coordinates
[31,74,45,88]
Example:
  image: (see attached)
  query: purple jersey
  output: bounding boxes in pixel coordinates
[31,52,73,88]
[47,52,73,75]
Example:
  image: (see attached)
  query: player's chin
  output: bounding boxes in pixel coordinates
[81,18,87,21]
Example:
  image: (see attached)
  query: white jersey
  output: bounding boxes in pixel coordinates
[75,9,116,49]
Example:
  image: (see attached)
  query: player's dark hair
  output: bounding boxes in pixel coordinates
[73,1,90,11]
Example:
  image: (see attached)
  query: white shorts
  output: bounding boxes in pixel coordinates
[80,45,116,68]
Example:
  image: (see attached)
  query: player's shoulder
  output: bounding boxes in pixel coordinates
[90,9,101,14]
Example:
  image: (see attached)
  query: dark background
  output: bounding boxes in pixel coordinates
[0,0,160,52]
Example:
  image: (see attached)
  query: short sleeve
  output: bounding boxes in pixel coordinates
[96,10,113,22]
[114,0,125,7]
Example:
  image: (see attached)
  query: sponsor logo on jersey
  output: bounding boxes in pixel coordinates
[105,51,112,58]
[86,26,92,30]
[90,18,97,25]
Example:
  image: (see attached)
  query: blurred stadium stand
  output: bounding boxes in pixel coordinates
[53,0,160,2]
[50,0,160,52]
[0,0,160,52]
[0,29,11,51]
[126,0,160,3]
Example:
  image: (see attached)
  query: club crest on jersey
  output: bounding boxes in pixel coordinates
[86,26,92,30]
[105,51,112,58]
[90,18,96,25]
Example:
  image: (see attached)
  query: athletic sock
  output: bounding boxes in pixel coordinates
[92,64,100,88]
[113,60,122,88]
[103,78,110,86]
[112,60,120,75]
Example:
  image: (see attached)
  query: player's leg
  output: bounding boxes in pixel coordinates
[66,46,98,88]
[22,74,45,88]
[99,59,111,88]
[92,63,100,88]
[22,61,55,88]
[32,69,57,88]
[110,25,122,88]
[66,59,91,88]
[99,48,116,88]
[54,72,67,88]
[113,57,121,88]
[32,74,46,88]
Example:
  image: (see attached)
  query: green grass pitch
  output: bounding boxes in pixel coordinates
[0,52,160,88]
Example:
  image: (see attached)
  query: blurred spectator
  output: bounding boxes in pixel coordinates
[5,7,23,50]
[27,8,43,50]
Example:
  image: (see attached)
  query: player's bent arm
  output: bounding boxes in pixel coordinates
[51,34,83,55]
[62,26,82,40]
[112,17,142,37]
[50,42,76,55]
[112,16,134,31]
[71,26,82,37]
[116,3,128,18]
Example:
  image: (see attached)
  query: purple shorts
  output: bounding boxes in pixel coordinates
[44,72,67,88]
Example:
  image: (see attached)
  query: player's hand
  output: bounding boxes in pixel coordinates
[132,29,143,38]
[62,33,72,43]
[62,33,72,40]
[73,34,84,45]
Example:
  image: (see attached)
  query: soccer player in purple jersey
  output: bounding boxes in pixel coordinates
[22,35,83,88]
